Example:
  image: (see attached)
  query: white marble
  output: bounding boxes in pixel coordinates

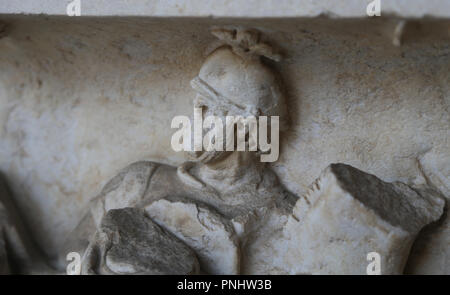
[0,0,449,18]
[0,16,448,273]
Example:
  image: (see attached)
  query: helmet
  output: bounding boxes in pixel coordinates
[190,30,288,130]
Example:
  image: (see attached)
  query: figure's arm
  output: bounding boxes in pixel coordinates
[80,207,200,275]
[88,161,159,227]
[58,161,159,270]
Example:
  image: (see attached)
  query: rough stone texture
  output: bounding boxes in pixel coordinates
[1,0,449,18]
[66,152,298,274]
[90,162,158,228]
[404,201,450,274]
[281,164,445,274]
[58,162,159,269]
[81,207,200,275]
[0,16,448,273]
[145,198,240,275]
[68,158,444,275]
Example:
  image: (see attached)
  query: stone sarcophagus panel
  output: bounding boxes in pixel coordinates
[0,0,449,275]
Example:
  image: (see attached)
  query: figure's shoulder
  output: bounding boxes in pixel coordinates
[100,161,161,196]
[89,161,172,225]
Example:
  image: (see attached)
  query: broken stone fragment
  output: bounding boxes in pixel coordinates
[59,161,158,270]
[404,190,449,274]
[283,163,445,275]
[403,148,450,274]
[81,207,200,275]
[90,161,158,228]
[145,197,240,275]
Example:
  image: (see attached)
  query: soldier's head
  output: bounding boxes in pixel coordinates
[186,28,288,164]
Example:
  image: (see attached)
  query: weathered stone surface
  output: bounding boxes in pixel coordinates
[58,162,158,269]
[0,14,448,275]
[90,161,158,227]
[281,164,445,274]
[1,0,449,18]
[55,26,447,273]
[81,207,200,275]
[0,17,448,267]
[145,198,240,274]
[404,201,449,274]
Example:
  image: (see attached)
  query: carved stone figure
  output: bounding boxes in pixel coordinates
[60,28,445,275]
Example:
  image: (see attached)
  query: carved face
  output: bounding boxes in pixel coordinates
[184,92,232,164]
[186,46,287,164]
